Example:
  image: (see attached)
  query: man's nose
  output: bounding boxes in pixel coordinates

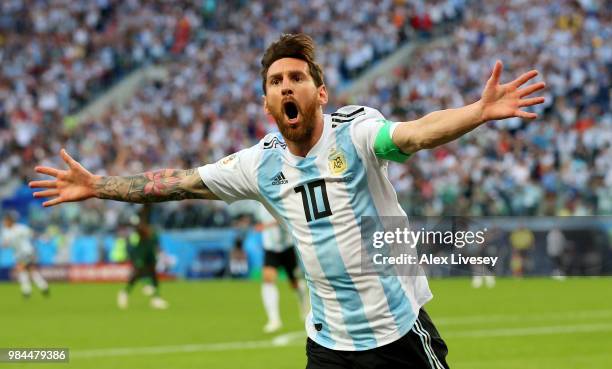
[281,81,293,96]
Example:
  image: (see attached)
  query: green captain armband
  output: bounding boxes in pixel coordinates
[373,119,411,163]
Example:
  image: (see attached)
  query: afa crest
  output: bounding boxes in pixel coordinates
[217,153,238,170]
[328,149,347,175]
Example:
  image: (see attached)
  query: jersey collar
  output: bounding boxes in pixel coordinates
[284,114,332,164]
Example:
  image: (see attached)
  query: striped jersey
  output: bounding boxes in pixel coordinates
[199,105,432,350]
[256,203,293,252]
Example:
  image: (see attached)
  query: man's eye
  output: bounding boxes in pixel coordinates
[293,75,302,82]
[271,79,280,85]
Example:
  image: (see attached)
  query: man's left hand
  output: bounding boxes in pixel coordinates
[478,60,546,122]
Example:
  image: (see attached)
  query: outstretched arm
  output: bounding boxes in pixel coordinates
[393,60,546,153]
[29,149,219,207]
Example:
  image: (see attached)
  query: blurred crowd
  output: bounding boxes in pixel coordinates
[0,0,610,235]
[1,0,465,231]
[366,0,611,216]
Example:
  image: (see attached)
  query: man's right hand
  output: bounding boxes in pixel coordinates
[30,149,219,205]
[29,149,99,207]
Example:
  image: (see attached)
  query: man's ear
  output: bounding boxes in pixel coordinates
[318,85,328,105]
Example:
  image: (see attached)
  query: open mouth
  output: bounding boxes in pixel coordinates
[283,101,299,123]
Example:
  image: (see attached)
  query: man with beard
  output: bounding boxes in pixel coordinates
[30,33,545,368]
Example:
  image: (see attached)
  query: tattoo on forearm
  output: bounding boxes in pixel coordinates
[94,168,216,203]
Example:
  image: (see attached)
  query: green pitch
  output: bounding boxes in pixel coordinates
[1,278,611,369]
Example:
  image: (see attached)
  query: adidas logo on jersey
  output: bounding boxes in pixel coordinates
[272,172,288,185]
[263,137,287,150]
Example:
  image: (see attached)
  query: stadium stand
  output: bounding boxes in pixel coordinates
[1,0,469,230]
[0,0,610,268]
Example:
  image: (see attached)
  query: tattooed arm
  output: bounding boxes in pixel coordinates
[29,149,218,207]
[95,168,218,203]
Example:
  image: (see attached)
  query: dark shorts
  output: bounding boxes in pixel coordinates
[306,309,449,369]
[129,264,157,283]
[264,248,298,282]
[131,253,156,269]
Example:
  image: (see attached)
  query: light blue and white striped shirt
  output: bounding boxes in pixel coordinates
[199,105,432,351]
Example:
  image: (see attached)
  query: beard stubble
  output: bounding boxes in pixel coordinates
[270,94,319,143]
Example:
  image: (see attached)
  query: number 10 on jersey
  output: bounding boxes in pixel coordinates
[294,179,332,222]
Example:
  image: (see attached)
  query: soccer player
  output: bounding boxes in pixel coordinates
[117,204,169,310]
[255,203,308,333]
[30,34,545,368]
[1,211,49,298]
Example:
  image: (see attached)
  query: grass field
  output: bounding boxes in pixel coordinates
[1,278,611,369]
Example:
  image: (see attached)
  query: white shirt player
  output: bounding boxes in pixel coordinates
[256,204,292,253]
[199,105,433,351]
[1,223,35,263]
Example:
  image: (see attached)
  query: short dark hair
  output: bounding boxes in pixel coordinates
[260,33,324,94]
[3,210,19,222]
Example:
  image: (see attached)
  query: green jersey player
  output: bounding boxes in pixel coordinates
[117,204,168,310]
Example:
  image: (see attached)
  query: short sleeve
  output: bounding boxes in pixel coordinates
[198,145,261,204]
[346,106,411,163]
